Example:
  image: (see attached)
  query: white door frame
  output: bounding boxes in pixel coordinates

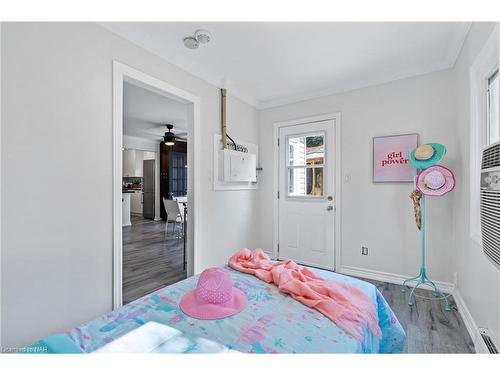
[273,113,342,271]
[112,61,201,309]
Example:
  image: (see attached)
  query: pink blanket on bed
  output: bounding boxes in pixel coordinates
[228,248,382,340]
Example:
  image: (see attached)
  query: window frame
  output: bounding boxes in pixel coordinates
[469,26,499,244]
[486,67,499,146]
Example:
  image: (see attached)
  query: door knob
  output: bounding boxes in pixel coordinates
[327,205,334,211]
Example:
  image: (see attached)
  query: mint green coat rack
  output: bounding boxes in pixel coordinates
[401,183,451,311]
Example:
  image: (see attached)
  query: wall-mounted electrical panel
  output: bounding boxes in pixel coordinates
[213,134,259,191]
[219,149,257,182]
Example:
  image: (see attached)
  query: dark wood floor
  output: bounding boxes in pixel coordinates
[123,215,187,305]
[360,278,475,353]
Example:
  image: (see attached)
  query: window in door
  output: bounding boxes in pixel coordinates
[487,68,499,145]
[287,133,325,197]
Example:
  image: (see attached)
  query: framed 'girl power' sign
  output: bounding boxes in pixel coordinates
[373,133,418,183]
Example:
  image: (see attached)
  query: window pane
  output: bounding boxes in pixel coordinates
[306,135,324,166]
[288,134,324,166]
[288,136,306,166]
[288,167,324,197]
[488,69,499,145]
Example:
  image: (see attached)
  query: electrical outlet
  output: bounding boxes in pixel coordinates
[361,246,368,256]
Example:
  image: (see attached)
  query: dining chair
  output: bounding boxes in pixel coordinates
[162,197,183,238]
[173,196,188,270]
[173,196,187,222]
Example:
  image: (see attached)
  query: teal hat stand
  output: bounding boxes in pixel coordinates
[401,192,451,310]
[401,144,452,311]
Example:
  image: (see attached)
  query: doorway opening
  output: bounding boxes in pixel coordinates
[113,62,200,309]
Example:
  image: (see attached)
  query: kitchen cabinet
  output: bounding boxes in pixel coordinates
[123,149,136,177]
[134,150,144,177]
[123,149,156,178]
[144,151,155,160]
[130,191,143,214]
[122,150,156,177]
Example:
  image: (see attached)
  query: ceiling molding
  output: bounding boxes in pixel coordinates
[100,22,472,111]
[256,60,454,109]
[256,22,472,109]
[446,22,472,69]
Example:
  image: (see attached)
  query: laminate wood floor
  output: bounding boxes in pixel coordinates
[123,215,187,305]
[359,277,475,353]
[122,220,474,353]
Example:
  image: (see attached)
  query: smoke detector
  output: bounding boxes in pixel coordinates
[184,29,212,50]
[183,36,199,50]
[195,29,211,44]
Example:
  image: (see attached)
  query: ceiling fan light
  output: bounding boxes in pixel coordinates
[164,124,176,145]
[164,132,176,146]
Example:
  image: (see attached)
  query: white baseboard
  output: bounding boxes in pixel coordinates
[453,289,479,352]
[338,265,455,293]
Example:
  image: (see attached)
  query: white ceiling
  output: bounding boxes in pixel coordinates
[123,81,188,142]
[103,22,471,109]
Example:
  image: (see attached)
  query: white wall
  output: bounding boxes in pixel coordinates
[452,22,500,345]
[258,69,458,283]
[1,23,259,347]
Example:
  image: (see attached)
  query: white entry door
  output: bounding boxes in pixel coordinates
[278,120,336,270]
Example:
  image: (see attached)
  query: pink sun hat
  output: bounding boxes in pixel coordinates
[416,165,455,197]
[179,267,247,320]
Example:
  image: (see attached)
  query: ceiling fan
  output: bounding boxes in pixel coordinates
[163,124,187,146]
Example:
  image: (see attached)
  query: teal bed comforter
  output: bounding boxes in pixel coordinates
[30,267,405,353]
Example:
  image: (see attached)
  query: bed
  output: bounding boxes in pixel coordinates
[30,267,405,353]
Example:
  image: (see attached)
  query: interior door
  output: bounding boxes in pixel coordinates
[278,120,335,270]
